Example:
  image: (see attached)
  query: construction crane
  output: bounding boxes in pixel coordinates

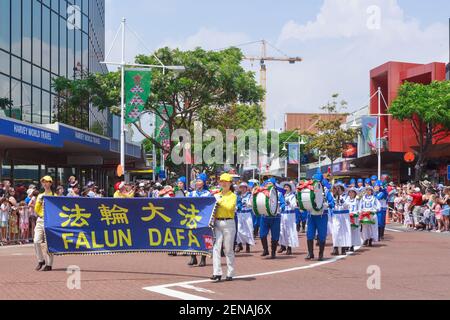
[243,40,303,129]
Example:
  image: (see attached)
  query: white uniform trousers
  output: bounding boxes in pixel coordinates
[236,210,255,246]
[279,212,299,248]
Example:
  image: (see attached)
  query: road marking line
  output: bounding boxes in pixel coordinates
[386,228,405,233]
[144,247,361,300]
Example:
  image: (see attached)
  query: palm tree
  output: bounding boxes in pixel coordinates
[0,97,13,110]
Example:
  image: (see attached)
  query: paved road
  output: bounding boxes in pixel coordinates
[1,224,449,300]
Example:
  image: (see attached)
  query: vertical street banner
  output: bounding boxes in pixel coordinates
[155,105,174,159]
[124,68,152,124]
[44,197,216,256]
[288,143,300,165]
[360,116,378,156]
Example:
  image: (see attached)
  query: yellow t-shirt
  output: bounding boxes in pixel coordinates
[215,191,237,220]
[35,191,56,219]
[114,190,135,198]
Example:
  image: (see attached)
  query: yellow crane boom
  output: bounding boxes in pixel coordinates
[243,40,303,129]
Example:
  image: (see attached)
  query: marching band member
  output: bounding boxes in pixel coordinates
[364,178,372,188]
[305,172,334,262]
[371,175,378,187]
[356,179,365,194]
[211,173,237,283]
[250,181,261,239]
[345,187,362,252]
[175,176,189,197]
[375,180,388,241]
[187,173,211,267]
[279,183,299,255]
[259,178,285,259]
[330,183,352,256]
[235,183,255,254]
[359,185,381,247]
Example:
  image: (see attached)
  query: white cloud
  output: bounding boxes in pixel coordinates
[266,0,448,130]
[159,28,251,51]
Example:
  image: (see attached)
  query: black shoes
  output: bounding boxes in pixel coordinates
[245,244,251,253]
[225,277,233,282]
[188,255,198,266]
[286,247,292,255]
[198,256,207,267]
[235,243,243,253]
[270,241,278,259]
[318,242,326,261]
[278,245,286,254]
[349,246,355,252]
[35,261,45,271]
[42,266,52,272]
[210,275,222,283]
[331,247,339,256]
[261,237,269,257]
[341,247,347,256]
[305,240,315,260]
[368,239,373,247]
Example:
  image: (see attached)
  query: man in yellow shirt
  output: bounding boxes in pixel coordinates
[34,176,56,272]
[211,173,237,283]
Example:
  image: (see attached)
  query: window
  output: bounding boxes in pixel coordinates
[11,0,21,56]
[0,0,10,51]
[0,50,9,76]
[22,0,32,61]
[32,0,41,66]
[42,7,50,70]
[22,83,32,122]
[32,86,41,123]
[51,12,59,74]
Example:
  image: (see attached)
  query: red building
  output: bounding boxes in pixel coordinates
[359,61,449,182]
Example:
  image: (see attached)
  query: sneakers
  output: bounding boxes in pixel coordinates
[42,266,52,272]
[210,275,222,283]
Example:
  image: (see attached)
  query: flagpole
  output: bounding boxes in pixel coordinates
[120,17,126,182]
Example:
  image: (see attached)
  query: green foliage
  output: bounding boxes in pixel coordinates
[390,80,450,180]
[0,97,13,110]
[306,94,358,164]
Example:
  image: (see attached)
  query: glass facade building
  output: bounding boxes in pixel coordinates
[0,0,107,130]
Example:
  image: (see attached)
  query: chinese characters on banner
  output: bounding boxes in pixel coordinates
[44,197,216,256]
[124,69,152,124]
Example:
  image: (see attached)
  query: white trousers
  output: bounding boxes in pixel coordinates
[361,215,379,242]
[34,218,53,266]
[213,219,236,278]
[350,227,363,247]
[279,213,299,248]
[236,211,255,246]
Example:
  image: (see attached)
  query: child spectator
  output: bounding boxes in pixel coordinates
[18,201,29,244]
[0,198,10,244]
[28,190,39,239]
[8,203,19,243]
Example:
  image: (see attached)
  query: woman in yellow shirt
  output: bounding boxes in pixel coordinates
[211,173,237,283]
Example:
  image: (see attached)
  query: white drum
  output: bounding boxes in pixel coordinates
[252,186,279,217]
[297,181,324,215]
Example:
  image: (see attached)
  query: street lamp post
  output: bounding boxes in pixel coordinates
[101,18,185,183]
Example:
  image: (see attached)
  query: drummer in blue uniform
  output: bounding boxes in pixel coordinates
[305,171,335,262]
[187,173,211,267]
[370,175,378,187]
[374,180,388,241]
[259,177,285,259]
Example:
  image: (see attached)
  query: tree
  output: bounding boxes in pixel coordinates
[390,80,450,181]
[0,97,13,110]
[306,94,359,172]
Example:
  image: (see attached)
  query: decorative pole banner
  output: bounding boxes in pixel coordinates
[155,105,174,159]
[125,68,152,124]
[361,116,378,156]
[288,143,300,165]
[44,197,216,256]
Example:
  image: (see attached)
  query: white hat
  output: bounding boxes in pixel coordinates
[118,182,126,190]
[139,183,145,188]
[414,187,421,192]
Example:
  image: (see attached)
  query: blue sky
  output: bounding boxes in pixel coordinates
[105,0,449,132]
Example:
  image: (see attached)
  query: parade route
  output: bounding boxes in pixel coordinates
[1,225,449,300]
